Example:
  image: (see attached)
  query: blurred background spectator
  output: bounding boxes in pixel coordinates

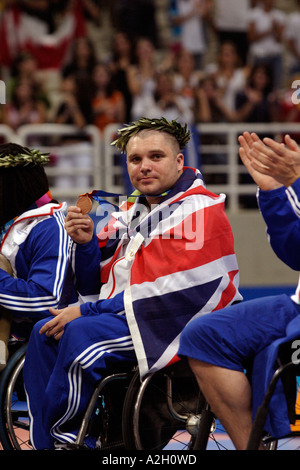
[285,0,300,76]
[53,70,94,194]
[54,74,93,129]
[92,62,126,133]
[173,49,203,116]
[206,40,249,113]
[0,0,86,72]
[247,0,286,90]
[108,31,136,122]
[0,1,299,142]
[109,0,159,47]
[133,69,194,124]
[168,0,212,70]
[2,77,48,130]
[62,36,97,82]
[212,0,251,66]
[127,37,158,121]
[215,63,279,124]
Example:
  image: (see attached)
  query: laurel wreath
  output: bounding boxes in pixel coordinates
[111,117,191,152]
[0,149,50,168]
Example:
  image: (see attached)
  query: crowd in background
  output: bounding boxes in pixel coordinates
[0,0,300,136]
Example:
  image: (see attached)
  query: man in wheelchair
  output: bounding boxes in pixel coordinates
[0,143,77,369]
[23,117,242,450]
[179,131,300,450]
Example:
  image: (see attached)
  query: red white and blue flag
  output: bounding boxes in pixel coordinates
[96,168,242,378]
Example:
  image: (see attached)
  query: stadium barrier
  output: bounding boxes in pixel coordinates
[0,122,299,212]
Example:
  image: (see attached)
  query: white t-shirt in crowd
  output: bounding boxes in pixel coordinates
[177,0,207,54]
[285,11,300,68]
[214,0,250,32]
[247,6,286,58]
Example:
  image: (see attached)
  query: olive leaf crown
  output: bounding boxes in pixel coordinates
[111,117,191,153]
[0,148,50,168]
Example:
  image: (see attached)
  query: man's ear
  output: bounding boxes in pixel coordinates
[177,153,184,171]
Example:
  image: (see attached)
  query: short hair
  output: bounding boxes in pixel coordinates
[111,117,191,153]
[0,143,51,230]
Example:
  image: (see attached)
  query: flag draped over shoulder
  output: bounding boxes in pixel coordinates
[97,168,242,379]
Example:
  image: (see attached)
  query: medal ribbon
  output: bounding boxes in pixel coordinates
[79,189,170,212]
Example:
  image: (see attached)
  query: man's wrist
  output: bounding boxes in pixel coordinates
[283,175,300,188]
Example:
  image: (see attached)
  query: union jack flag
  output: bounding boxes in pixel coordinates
[97,168,242,378]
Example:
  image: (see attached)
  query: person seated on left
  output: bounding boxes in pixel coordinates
[0,143,77,370]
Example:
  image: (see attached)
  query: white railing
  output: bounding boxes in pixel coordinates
[197,123,300,212]
[0,122,300,211]
[17,124,102,203]
[0,124,20,143]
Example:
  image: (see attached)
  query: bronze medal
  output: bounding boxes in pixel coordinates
[76,195,92,214]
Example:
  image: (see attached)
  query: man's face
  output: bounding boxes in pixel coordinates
[126,131,184,204]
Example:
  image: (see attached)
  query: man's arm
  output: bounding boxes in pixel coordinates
[0,216,70,317]
[65,205,101,296]
[39,292,125,340]
[64,205,94,244]
[239,131,300,270]
[243,133,300,188]
[258,182,300,270]
[71,234,101,297]
[238,131,283,191]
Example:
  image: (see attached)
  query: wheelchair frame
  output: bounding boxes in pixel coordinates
[3,341,299,451]
[0,348,205,451]
[0,342,29,450]
[247,355,300,450]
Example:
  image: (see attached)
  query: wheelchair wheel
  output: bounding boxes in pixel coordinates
[0,343,31,450]
[193,405,278,450]
[122,361,205,450]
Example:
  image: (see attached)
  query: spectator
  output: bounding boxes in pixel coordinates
[215,64,279,124]
[2,78,48,131]
[285,0,300,78]
[208,40,248,113]
[54,73,94,193]
[235,64,278,123]
[0,0,86,71]
[80,0,101,26]
[62,36,97,82]
[168,0,183,55]
[134,70,194,125]
[219,63,279,208]
[6,51,50,109]
[55,74,93,129]
[169,0,212,70]
[109,31,136,122]
[18,0,70,33]
[110,0,159,47]
[212,0,251,66]
[127,37,157,121]
[195,74,229,123]
[194,75,229,184]
[247,0,286,90]
[173,49,202,117]
[92,62,126,133]
[9,51,40,88]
